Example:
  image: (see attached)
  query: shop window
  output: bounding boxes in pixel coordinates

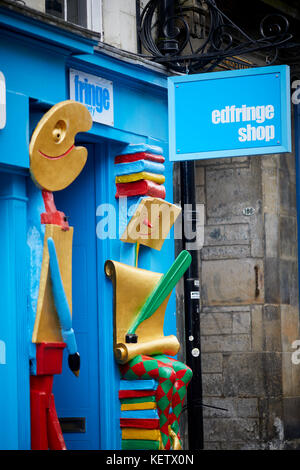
[18,0,102,34]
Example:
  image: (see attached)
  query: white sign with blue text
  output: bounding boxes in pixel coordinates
[168,65,291,161]
[69,68,114,126]
[0,71,6,130]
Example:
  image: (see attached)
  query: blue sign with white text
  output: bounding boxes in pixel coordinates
[69,68,114,126]
[168,65,291,161]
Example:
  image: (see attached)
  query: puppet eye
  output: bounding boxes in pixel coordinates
[52,120,67,143]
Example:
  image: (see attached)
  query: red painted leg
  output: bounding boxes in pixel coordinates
[30,389,48,450]
[30,343,67,450]
[47,394,66,450]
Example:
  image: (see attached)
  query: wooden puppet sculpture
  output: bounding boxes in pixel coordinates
[28,100,92,450]
[106,167,193,451]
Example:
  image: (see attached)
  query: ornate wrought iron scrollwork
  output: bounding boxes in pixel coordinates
[137,0,294,73]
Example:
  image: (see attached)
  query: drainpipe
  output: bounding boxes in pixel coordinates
[136,0,142,54]
[180,161,204,451]
[157,0,204,450]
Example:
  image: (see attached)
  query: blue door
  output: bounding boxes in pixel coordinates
[53,144,100,450]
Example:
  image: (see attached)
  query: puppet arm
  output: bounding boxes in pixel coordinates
[47,237,80,377]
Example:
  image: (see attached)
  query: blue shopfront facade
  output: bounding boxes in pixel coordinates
[0,7,175,450]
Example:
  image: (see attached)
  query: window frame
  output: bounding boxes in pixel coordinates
[46,0,103,36]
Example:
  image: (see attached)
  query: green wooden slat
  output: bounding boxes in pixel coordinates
[120,396,156,405]
[122,439,160,450]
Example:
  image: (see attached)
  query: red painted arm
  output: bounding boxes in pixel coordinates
[41,190,69,230]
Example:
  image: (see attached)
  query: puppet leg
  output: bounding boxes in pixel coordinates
[153,355,192,448]
[30,388,48,450]
[30,343,66,450]
[120,354,177,450]
[47,394,67,450]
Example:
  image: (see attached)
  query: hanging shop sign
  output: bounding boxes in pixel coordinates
[168,65,291,161]
[0,71,6,129]
[69,68,114,126]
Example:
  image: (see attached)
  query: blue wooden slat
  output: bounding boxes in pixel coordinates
[120,409,159,420]
[120,380,158,391]
[114,161,165,176]
[118,144,163,156]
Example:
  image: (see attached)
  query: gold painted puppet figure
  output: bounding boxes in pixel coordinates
[106,195,193,450]
[29,100,92,450]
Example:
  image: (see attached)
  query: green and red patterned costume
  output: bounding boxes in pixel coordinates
[120,354,192,450]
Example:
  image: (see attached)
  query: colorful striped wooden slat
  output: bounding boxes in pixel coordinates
[122,439,160,450]
[114,160,165,177]
[119,379,157,391]
[116,180,166,199]
[122,428,161,441]
[115,152,165,164]
[120,396,156,405]
[121,402,157,411]
[119,389,156,399]
[116,171,165,185]
[120,418,160,429]
[120,409,159,420]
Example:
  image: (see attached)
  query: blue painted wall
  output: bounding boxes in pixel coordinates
[0,7,174,450]
[0,172,29,449]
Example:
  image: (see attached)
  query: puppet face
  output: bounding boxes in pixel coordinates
[121,197,181,251]
[29,100,92,191]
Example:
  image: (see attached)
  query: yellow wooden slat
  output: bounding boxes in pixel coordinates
[121,402,157,411]
[122,429,161,441]
[115,171,165,184]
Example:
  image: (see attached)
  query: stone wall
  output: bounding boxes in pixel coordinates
[200,151,300,450]
[102,0,137,53]
[175,147,300,449]
[25,0,45,13]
